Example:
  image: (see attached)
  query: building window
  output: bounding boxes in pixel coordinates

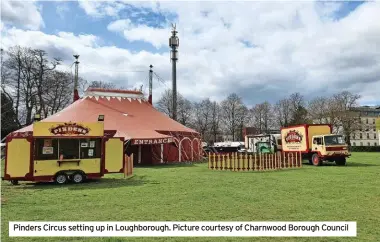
[366,118,368,124]
[352,142,356,146]
[367,133,370,139]
[360,133,362,139]
[373,119,376,124]
[375,142,378,146]
[368,142,371,146]
[375,133,377,139]
[360,142,363,146]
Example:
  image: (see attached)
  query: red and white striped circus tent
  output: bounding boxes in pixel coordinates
[11,88,202,165]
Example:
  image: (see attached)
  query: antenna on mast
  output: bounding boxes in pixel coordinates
[169,23,179,120]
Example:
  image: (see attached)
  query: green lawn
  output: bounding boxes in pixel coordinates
[1,152,380,242]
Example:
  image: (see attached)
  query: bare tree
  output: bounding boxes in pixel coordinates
[288,92,309,125]
[250,101,272,133]
[177,98,193,126]
[220,93,247,141]
[289,93,304,113]
[87,80,117,89]
[330,91,361,145]
[19,47,37,125]
[307,96,343,133]
[210,101,221,144]
[2,46,89,129]
[237,105,249,140]
[156,89,173,117]
[274,93,309,128]
[193,98,212,138]
[308,96,330,123]
[250,104,263,132]
[31,49,61,117]
[1,92,19,139]
[43,71,76,115]
[156,88,193,125]
[3,46,25,127]
[274,98,291,128]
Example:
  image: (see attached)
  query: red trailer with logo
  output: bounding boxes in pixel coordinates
[281,124,351,166]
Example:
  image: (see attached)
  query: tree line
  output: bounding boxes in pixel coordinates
[1,45,362,145]
[156,90,362,145]
[0,46,114,139]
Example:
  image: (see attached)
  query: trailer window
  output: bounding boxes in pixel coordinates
[79,138,102,159]
[59,139,80,159]
[34,138,59,160]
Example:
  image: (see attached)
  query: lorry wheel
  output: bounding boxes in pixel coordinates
[312,154,322,166]
[10,180,19,185]
[71,172,85,184]
[54,173,68,184]
[335,158,346,166]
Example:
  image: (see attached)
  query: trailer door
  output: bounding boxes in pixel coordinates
[5,137,32,179]
[104,138,124,173]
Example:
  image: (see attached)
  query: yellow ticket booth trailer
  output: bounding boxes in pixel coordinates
[3,121,129,185]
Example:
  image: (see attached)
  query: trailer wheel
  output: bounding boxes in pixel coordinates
[335,157,346,166]
[54,173,68,184]
[71,172,85,184]
[312,154,322,166]
[10,180,19,185]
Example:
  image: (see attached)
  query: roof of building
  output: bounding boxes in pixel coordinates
[351,105,380,112]
[13,89,198,139]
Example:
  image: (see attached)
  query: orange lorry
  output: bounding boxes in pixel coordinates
[281,124,351,166]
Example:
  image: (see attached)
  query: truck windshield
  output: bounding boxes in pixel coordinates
[324,135,345,145]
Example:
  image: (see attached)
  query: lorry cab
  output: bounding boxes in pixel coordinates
[311,134,350,166]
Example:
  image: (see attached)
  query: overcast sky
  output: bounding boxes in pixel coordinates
[1,0,379,107]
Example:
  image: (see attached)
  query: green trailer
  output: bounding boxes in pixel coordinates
[247,134,280,154]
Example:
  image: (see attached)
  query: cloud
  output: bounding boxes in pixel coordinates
[107,19,131,32]
[107,19,169,49]
[1,27,170,100]
[2,1,380,107]
[0,0,44,30]
[77,0,126,18]
[56,3,70,19]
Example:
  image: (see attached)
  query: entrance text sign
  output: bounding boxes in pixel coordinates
[132,138,174,145]
[9,221,357,237]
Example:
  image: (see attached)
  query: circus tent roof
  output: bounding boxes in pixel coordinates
[13,88,198,140]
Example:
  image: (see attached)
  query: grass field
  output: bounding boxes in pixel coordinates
[1,152,380,242]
